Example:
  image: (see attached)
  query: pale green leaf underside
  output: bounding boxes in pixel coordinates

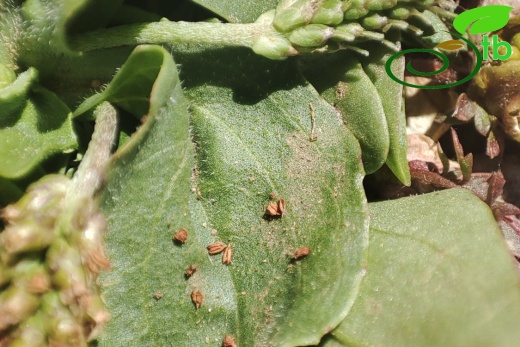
[332,188,520,346]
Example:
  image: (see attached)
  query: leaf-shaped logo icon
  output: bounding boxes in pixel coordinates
[453,5,513,35]
[436,40,465,51]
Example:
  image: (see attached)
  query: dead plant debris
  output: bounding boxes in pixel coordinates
[265,198,285,217]
[207,242,227,255]
[173,228,188,244]
[222,244,232,265]
[222,335,236,347]
[191,290,204,309]
[185,265,197,278]
[292,247,311,260]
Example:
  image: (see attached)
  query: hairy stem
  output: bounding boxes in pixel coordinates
[70,102,118,198]
[70,21,272,52]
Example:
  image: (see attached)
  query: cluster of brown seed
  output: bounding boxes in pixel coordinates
[171,194,310,347]
[173,228,236,346]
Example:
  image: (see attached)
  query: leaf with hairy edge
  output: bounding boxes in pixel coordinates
[191,0,278,22]
[177,46,368,346]
[331,188,520,347]
[73,46,164,119]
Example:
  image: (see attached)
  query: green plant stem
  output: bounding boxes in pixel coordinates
[69,102,118,198]
[70,21,273,52]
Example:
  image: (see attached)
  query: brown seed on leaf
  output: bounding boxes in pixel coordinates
[222,335,236,347]
[265,198,285,217]
[185,265,197,278]
[207,242,227,255]
[173,228,188,243]
[277,199,285,215]
[292,247,311,260]
[222,244,232,265]
[191,290,204,309]
[153,291,163,300]
[265,201,280,216]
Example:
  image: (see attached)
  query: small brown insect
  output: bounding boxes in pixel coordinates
[222,335,236,347]
[153,291,163,300]
[292,246,311,260]
[269,193,276,200]
[89,79,102,88]
[207,242,227,255]
[185,265,197,278]
[191,290,204,309]
[173,228,188,244]
[265,198,285,217]
[222,244,232,265]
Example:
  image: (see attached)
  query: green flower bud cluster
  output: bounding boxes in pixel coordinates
[0,175,109,347]
[253,0,453,59]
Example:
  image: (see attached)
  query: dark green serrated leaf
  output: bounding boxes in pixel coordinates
[191,0,278,22]
[332,188,520,347]
[178,46,368,346]
[301,52,390,174]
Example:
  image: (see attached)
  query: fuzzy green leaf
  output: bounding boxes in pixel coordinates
[97,45,369,347]
[190,0,278,22]
[0,71,77,180]
[332,188,520,347]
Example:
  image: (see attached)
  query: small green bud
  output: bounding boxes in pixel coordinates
[357,30,385,41]
[362,13,388,30]
[332,23,364,42]
[344,8,369,20]
[9,312,48,347]
[273,0,319,32]
[311,0,344,25]
[255,9,276,24]
[1,224,56,254]
[12,260,51,294]
[343,0,369,20]
[42,292,85,346]
[387,6,411,19]
[288,24,335,47]
[366,0,397,11]
[0,262,11,287]
[252,34,297,60]
[0,286,40,331]
[384,19,410,32]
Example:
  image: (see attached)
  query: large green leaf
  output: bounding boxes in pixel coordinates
[182,47,368,346]
[98,45,368,346]
[190,0,278,22]
[331,188,520,346]
[0,69,77,180]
